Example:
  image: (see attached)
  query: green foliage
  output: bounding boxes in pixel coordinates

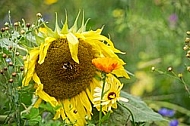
[21,108,41,126]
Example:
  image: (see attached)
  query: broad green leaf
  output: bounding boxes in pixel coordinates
[120,91,165,122]
[102,105,130,126]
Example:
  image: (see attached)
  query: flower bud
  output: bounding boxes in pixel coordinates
[151,66,155,71]
[20,66,24,71]
[167,67,173,72]
[187,66,190,72]
[20,29,25,34]
[0,70,4,74]
[185,38,190,43]
[8,62,13,66]
[186,53,190,58]
[187,50,190,55]
[12,72,17,77]
[2,53,7,58]
[16,52,20,56]
[1,28,5,32]
[178,73,183,78]
[8,46,13,50]
[4,67,8,71]
[26,23,31,28]
[187,31,190,35]
[36,13,42,18]
[14,22,19,27]
[4,27,9,31]
[8,78,13,83]
[183,45,189,50]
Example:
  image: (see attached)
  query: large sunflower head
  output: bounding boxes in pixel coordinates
[22,12,129,125]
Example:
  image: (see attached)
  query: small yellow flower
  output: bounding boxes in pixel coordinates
[93,74,129,112]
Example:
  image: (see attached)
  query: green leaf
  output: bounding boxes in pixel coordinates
[39,120,62,126]
[21,108,39,119]
[102,105,130,126]
[119,91,165,122]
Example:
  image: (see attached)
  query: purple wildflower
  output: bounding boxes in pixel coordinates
[168,13,178,28]
[169,119,179,126]
[158,108,175,117]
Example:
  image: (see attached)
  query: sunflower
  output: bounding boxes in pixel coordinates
[22,13,129,125]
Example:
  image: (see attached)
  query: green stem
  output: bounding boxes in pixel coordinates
[98,72,106,126]
[118,102,136,126]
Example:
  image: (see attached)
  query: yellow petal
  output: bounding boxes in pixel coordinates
[22,49,39,86]
[66,32,79,63]
[112,67,130,79]
[63,99,85,126]
[53,110,60,120]
[72,96,86,121]
[79,91,92,117]
[33,73,41,85]
[38,37,55,64]
[36,84,58,107]
[33,98,42,108]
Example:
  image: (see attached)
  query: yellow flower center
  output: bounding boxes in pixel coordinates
[35,38,96,99]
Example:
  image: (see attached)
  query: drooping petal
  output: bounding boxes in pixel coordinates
[63,99,85,126]
[33,72,41,85]
[35,84,58,107]
[112,67,130,79]
[79,91,92,117]
[22,48,39,86]
[33,98,42,108]
[38,37,55,64]
[72,95,86,121]
[66,32,79,63]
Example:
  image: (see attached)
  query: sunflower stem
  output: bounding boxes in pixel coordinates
[99,72,106,126]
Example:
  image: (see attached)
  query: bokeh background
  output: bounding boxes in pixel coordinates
[1,0,190,125]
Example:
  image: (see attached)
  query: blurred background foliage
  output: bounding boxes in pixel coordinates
[0,0,190,125]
